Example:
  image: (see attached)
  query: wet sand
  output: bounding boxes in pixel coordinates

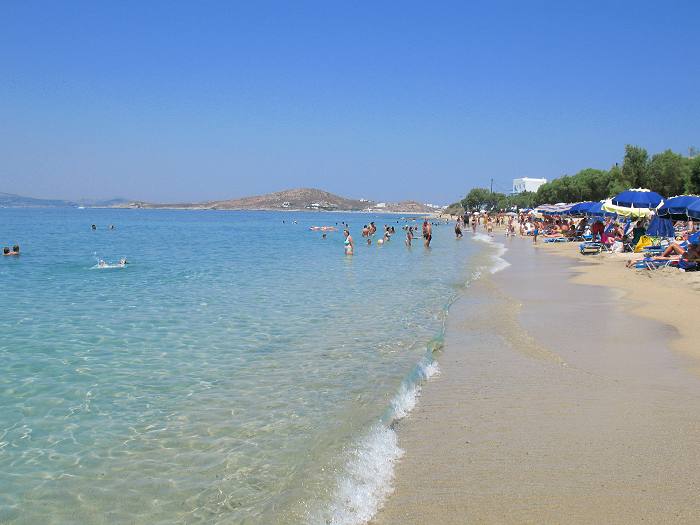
[374,235,700,524]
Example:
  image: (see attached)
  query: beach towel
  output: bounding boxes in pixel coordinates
[634,235,654,253]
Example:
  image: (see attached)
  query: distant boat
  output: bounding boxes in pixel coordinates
[78,206,85,209]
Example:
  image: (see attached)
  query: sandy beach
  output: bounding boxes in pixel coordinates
[374,234,700,524]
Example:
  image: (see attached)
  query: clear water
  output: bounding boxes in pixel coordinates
[0,209,490,524]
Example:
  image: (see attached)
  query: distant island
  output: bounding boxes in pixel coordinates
[0,192,130,208]
[0,188,442,213]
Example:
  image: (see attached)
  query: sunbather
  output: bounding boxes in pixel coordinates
[625,237,700,267]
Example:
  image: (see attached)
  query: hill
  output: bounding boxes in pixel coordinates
[0,192,75,207]
[0,193,131,208]
[119,188,438,213]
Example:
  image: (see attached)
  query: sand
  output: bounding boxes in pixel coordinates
[373,235,700,524]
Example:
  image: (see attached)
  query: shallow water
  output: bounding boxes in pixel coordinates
[0,209,491,524]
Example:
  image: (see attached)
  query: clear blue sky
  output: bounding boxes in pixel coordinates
[1,1,698,204]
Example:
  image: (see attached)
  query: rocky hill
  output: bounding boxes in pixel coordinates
[120,188,438,213]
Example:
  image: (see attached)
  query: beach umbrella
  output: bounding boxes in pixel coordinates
[603,188,663,218]
[688,199,700,221]
[535,203,574,215]
[646,215,675,238]
[585,202,617,218]
[611,188,664,208]
[656,195,700,221]
[566,201,596,216]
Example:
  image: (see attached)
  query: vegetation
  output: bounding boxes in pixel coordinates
[459,145,700,212]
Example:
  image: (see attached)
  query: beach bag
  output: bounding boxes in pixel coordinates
[634,235,654,253]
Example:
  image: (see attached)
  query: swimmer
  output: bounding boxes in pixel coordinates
[343,229,354,255]
[109,224,115,230]
[422,220,432,248]
[91,224,97,230]
[322,233,327,239]
[119,257,128,266]
[3,245,20,256]
[98,259,107,268]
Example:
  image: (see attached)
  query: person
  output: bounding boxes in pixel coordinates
[119,258,128,266]
[454,221,462,239]
[472,217,477,234]
[625,237,700,267]
[422,220,432,247]
[91,224,97,230]
[3,245,19,256]
[383,226,391,243]
[630,220,647,249]
[406,227,413,247]
[343,229,354,255]
[487,218,494,236]
[590,220,604,241]
[322,233,327,239]
[98,259,107,268]
[533,222,539,244]
[369,222,377,235]
[362,225,369,237]
[109,224,115,230]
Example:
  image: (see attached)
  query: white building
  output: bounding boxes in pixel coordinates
[512,177,547,194]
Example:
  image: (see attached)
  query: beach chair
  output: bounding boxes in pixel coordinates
[678,259,699,272]
[544,237,569,243]
[580,241,604,255]
[637,258,673,270]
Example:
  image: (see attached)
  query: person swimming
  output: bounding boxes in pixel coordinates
[91,224,97,230]
[3,245,20,256]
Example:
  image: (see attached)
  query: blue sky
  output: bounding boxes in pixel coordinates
[1,1,698,204]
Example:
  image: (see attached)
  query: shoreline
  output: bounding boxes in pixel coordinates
[373,233,700,524]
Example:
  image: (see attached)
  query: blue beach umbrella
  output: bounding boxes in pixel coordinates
[611,189,664,208]
[566,201,596,216]
[646,215,675,238]
[657,195,700,221]
[688,199,700,221]
[585,202,616,218]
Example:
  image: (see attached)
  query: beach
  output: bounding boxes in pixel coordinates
[374,234,700,524]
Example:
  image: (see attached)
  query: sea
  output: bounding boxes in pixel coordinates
[0,208,506,525]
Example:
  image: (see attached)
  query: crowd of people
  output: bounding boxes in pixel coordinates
[466,209,700,272]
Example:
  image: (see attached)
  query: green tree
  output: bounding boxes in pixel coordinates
[647,150,689,197]
[461,188,494,211]
[621,145,649,188]
[687,156,700,194]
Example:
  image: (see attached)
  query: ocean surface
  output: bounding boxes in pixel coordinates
[0,208,503,525]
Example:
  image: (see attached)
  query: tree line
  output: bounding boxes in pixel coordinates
[453,145,700,212]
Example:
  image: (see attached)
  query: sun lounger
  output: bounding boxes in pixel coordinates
[579,241,607,255]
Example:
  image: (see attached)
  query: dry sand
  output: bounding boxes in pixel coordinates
[373,235,700,524]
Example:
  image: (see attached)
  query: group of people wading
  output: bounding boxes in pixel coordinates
[343,219,434,255]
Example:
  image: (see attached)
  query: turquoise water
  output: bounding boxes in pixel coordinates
[0,209,490,524]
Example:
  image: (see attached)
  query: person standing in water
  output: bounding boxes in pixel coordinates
[454,220,463,239]
[422,220,432,248]
[343,229,354,255]
[405,227,413,247]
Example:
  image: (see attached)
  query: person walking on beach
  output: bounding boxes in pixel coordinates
[422,220,432,248]
[533,221,540,244]
[343,229,354,255]
[472,216,477,234]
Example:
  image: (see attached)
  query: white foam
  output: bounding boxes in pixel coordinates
[472,232,511,274]
[312,358,440,525]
